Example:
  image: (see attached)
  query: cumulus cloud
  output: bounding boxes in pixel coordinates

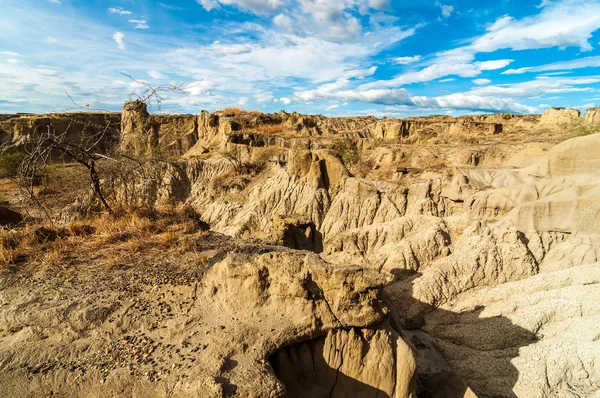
[108,6,131,15]
[503,56,600,74]
[279,97,292,105]
[112,32,125,50]
[129,19,150,29]
[185,80,217,96]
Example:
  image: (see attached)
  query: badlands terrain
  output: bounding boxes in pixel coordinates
[0,104,599,397]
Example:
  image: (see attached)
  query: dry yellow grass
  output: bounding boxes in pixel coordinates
[0,205,210,271]
[254,124,285,136]
[221,107,261,118]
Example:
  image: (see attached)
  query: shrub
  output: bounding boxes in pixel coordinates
[0,151,25,179]
[331,139,360,166]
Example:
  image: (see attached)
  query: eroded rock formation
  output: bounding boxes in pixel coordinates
[1,104,600,397]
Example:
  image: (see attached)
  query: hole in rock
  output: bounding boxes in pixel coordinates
[269,329,395,398]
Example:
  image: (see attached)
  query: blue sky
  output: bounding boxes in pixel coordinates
[2,0,600,116]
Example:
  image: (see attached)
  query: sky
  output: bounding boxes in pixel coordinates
[2,0,600,116]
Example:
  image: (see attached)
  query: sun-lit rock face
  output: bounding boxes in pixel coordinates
[584,106,600,125]
[539,107,581,125]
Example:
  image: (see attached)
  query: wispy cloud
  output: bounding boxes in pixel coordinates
[392,55,422,65]
[129,19,149,29]
[108,6,131,15]
[148,70,167,79]
[503,56,600,75]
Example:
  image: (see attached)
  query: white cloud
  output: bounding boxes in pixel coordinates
[279,97,292,105]
[469,76,600,98]
[167,23,416,87]
[185,80,217,96]
[197,0,219,11]
[210,42,253,56]
[0,51,21,57]
[296,82,413,105]
[438,78,455,82]
[437,3,454,18]
[272,0,420,43]
[470,0,600,53]
[473,78,491,85]
[392,55,422,65]
[503,56,600,75]
[296,81,537,113]
[326,103,340,110]
[112,32,125,50]
[197,0,283,15]
[412,93,537,113]
[48,0,61,4]
[368,0,390,10]
[129,19,149,29]
[360,59,512,89]
[7,59,20,64]
[148,70,167,79]
[342,66,377,78]
[108,6,132,15]
[255,92,275,103]
[45,36,58,44]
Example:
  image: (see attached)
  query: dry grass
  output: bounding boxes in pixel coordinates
[221,107,261,117]
[254,124,285,136]
[0,205,210,272]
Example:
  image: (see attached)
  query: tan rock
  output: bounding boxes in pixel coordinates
[539,107,581,125]
[0,246,417,397]
[584,106,600,125]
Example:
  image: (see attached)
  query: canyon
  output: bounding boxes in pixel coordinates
[0,105,599,397]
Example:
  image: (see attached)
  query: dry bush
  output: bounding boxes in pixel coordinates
[354,158,376,178]
[252,146,282,167]
[330,139,361,166]
[211,169,250,192]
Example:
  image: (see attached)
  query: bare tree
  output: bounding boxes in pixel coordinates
[15,76,193,221]
[18,119,117,216]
